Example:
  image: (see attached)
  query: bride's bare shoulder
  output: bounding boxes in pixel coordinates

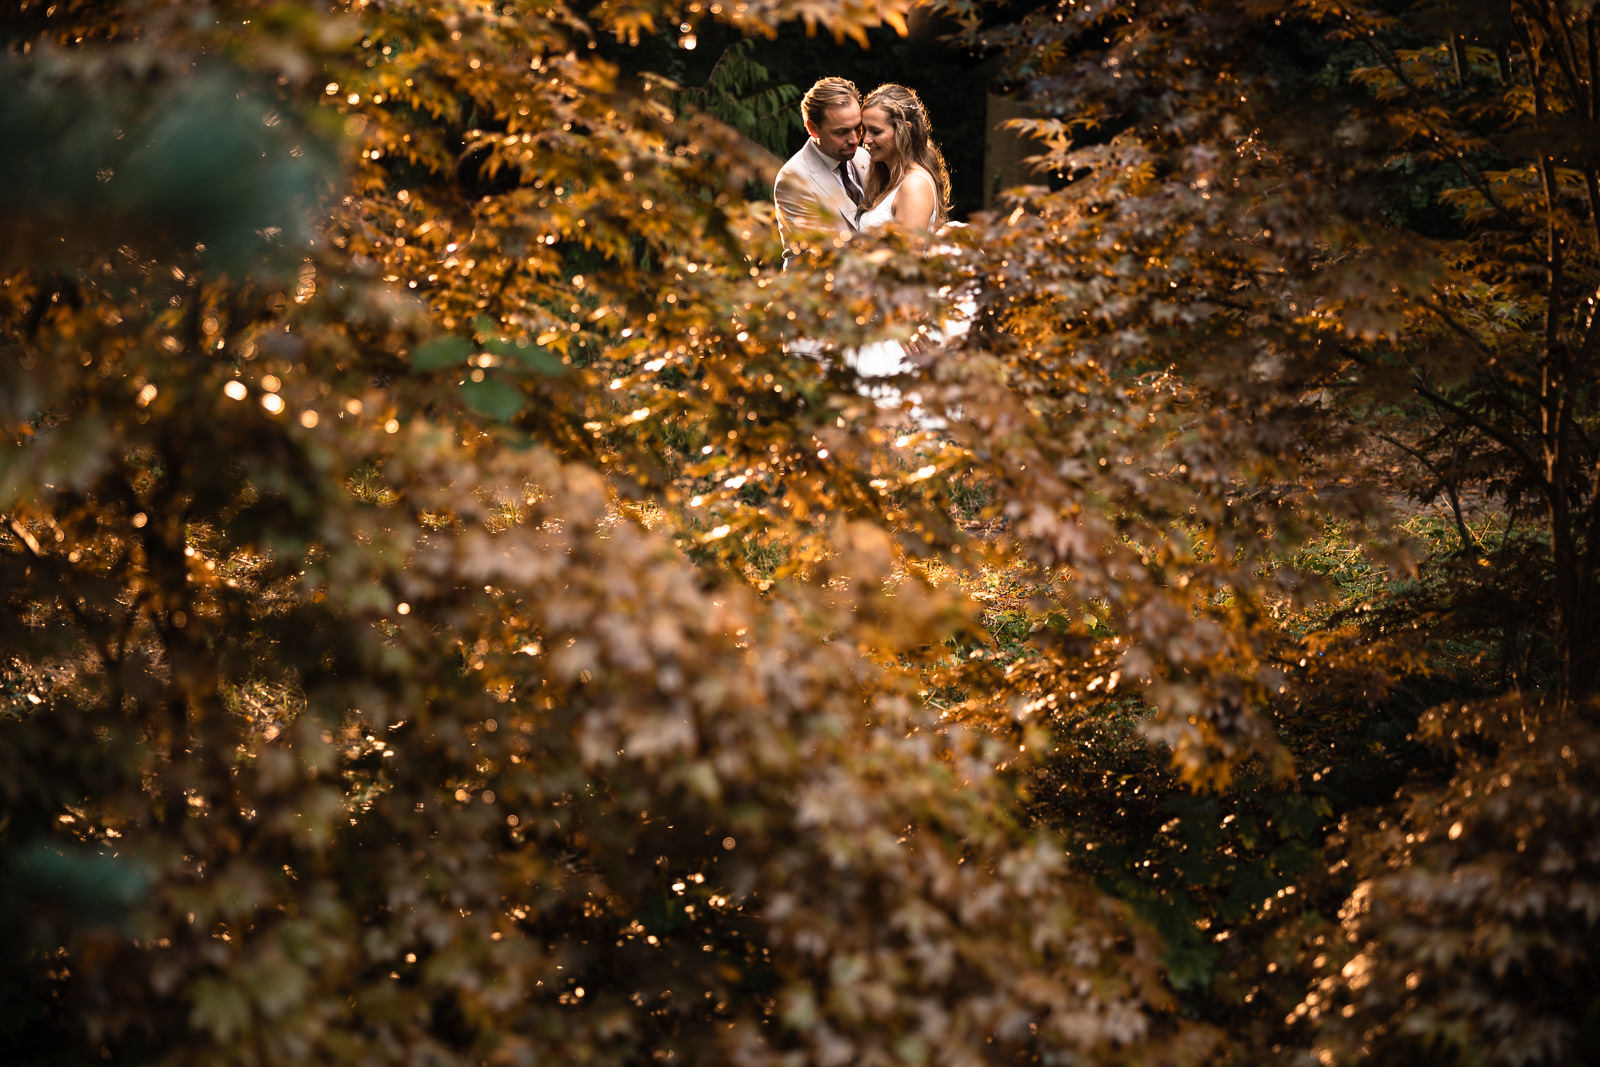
[891,166,940,229]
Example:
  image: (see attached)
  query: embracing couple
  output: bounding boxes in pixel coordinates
[773,77,952,385]
[774,76,951,257]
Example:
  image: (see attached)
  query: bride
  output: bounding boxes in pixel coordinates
[858,83,950,234]
[847,83,953,385]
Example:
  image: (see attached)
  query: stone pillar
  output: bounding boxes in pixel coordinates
[983,92,1035,211]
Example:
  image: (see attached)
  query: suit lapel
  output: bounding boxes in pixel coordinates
[803,142,859,231]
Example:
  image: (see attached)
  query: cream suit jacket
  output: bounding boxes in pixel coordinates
[773,140,870,264]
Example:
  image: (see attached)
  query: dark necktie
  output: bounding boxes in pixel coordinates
[837,161,864,207]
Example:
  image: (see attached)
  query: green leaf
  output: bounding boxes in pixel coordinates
[9,841,148,924]
[189,976,251,1041]
[486,337,565,376]
[460,377,522,420]
[410,336,473,371]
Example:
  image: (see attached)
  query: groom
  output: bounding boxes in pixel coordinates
[773,76,870,271]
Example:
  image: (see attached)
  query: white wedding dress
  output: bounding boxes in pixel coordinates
[846,178,939,387]
[856,173,940,231]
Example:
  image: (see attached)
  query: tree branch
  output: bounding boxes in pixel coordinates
[1516,0,1588,120]
[1345,346,1546,483]
[1421,295,1500,365]
[1354,18,1518,227]
[1375,430,1479,551]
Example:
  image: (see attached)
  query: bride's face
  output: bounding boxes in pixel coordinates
[861,107,897,164]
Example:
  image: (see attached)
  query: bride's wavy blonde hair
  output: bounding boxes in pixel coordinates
[860,83,951,226]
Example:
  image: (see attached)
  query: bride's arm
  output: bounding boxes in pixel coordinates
[892,168,938,231]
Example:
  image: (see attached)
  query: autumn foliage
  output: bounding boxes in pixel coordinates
[3,0,1598,1065]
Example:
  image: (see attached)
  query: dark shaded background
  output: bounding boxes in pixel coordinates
[754,15,991,218]
[607,12,993,219]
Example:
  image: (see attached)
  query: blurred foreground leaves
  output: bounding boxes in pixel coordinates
[0,55,329,274]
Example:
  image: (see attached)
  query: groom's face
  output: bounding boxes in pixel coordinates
[807,102,863,163]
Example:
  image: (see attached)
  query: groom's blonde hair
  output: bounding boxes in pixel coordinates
[801,76,860,131]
